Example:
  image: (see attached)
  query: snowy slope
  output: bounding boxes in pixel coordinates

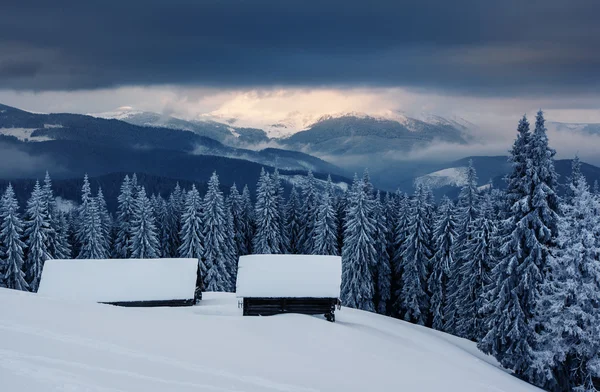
[414,166,469,189]
[0,288,540,392]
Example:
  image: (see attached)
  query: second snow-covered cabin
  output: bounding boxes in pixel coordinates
[236,254,342,321]
[38,258,201,307]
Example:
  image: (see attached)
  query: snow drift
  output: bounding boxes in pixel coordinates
[0,288,541,392]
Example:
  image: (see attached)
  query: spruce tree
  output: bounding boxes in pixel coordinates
[114,175,135,258]
[23,181,52,291]
[272,169,289,252]
[129,187,160,258]
[42,172,58,259]
[53,211,71,259]
[455,193,496,340]
[373,191,391,315]
[201,172,231,291]
[399,184,432,325]
[77,175,108,259]
[313,176,339,256]
[0,184,28,291]
[223,197,238,289]
[340,175,376,312]
[285,186,302,254]
[179,185,204,285]
[428,196,456,331]
[479,112,559,382]
[445,160,480,335]
[391,192,410,317]
[253,169,284,254]
[164,183,185,258]
[227,184,248,256]
[298,170,319,253]
[535,177,600,391]
[96,187,112,255]
[241,185,255,254]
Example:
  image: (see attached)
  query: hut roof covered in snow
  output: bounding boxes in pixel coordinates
[38,258,198,305]
[236,254,342,299]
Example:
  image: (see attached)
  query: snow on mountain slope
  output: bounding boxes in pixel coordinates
[0,128,53,142]
[0,288,540,392]
[414,166,469,189]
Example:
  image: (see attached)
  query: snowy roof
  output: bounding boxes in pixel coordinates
[236,255,341,298]
[38,258,198,303]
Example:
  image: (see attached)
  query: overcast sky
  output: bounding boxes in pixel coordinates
[1,0,600,154]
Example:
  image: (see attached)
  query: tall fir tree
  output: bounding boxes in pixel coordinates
[163,183,185,258]
[23,181,52,291]
[445,160,480,335]
[391,192,410,317]
[253,169,284,254]
[340,175,376,312]
[313,176,339,256]
[53,211,71,259]
[114,175,136,258]
[241,185,255,255]
[428,196,456,331]
[455,192,496,340]
[298,170,319,254]
[178,185,204,260]
[0,184,28,291]
[285,186,303,254]
[534,176,600,392]
[42,172,58,259]
[399,184,432,325]
[201,172,232,291]
[129,187,160,258]
[227,184,248,256]
[77,175,108,259]
[223,197,238,289]
[96,187,112,255]
[479,111,559,382]
[272,169,289,252]
[373,191,391,315]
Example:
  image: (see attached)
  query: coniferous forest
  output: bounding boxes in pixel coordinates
[1,111,599,391]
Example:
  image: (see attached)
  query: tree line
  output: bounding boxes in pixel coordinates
[0,110,598,390]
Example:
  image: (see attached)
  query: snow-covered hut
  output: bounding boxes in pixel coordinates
[38,258,201,307]
[236,254,342,321]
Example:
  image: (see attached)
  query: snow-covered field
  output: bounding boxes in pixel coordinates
[0,288,540,392]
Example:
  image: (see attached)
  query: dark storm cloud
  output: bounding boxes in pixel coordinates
[1,0,599,94]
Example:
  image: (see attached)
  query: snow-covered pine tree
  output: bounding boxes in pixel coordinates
[163,183,184,258]
[253,169,284,254]
[479,112,559,382]
[445,160,480,335]
[113,175,136,258]
[272,169,289,252]
[227,184,248,256]
[77,175,108,259]
[391,192,410,318]
[455,192,496,341]
[96,187,112,255]
[399,184,433,325]
[334,191,347,255]
[152,194,170,257]
[428,196,456,331]
[129,187,160,258]
[223,196,238,288]
[53,211,71,259]
[0,184,28,291]
[594,180,599,196]
[178,185,204,283]
[341,174,376,312]
[313,175,339,256]
[373,191,391,315]
[383,192,399,272]
[534,176,600,392]
[298,170,319,254]
[201,172,232,292]
[285,186,302,254]
[42,172,58,259]
[23,181,52,291]
[241,185,255,254]
[564,155,583,204]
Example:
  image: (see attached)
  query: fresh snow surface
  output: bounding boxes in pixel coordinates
[414,166,469,189]
[38,258,198,302]
[236,254,341,298]
[0,127,53,142]
[0,289,541,392]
